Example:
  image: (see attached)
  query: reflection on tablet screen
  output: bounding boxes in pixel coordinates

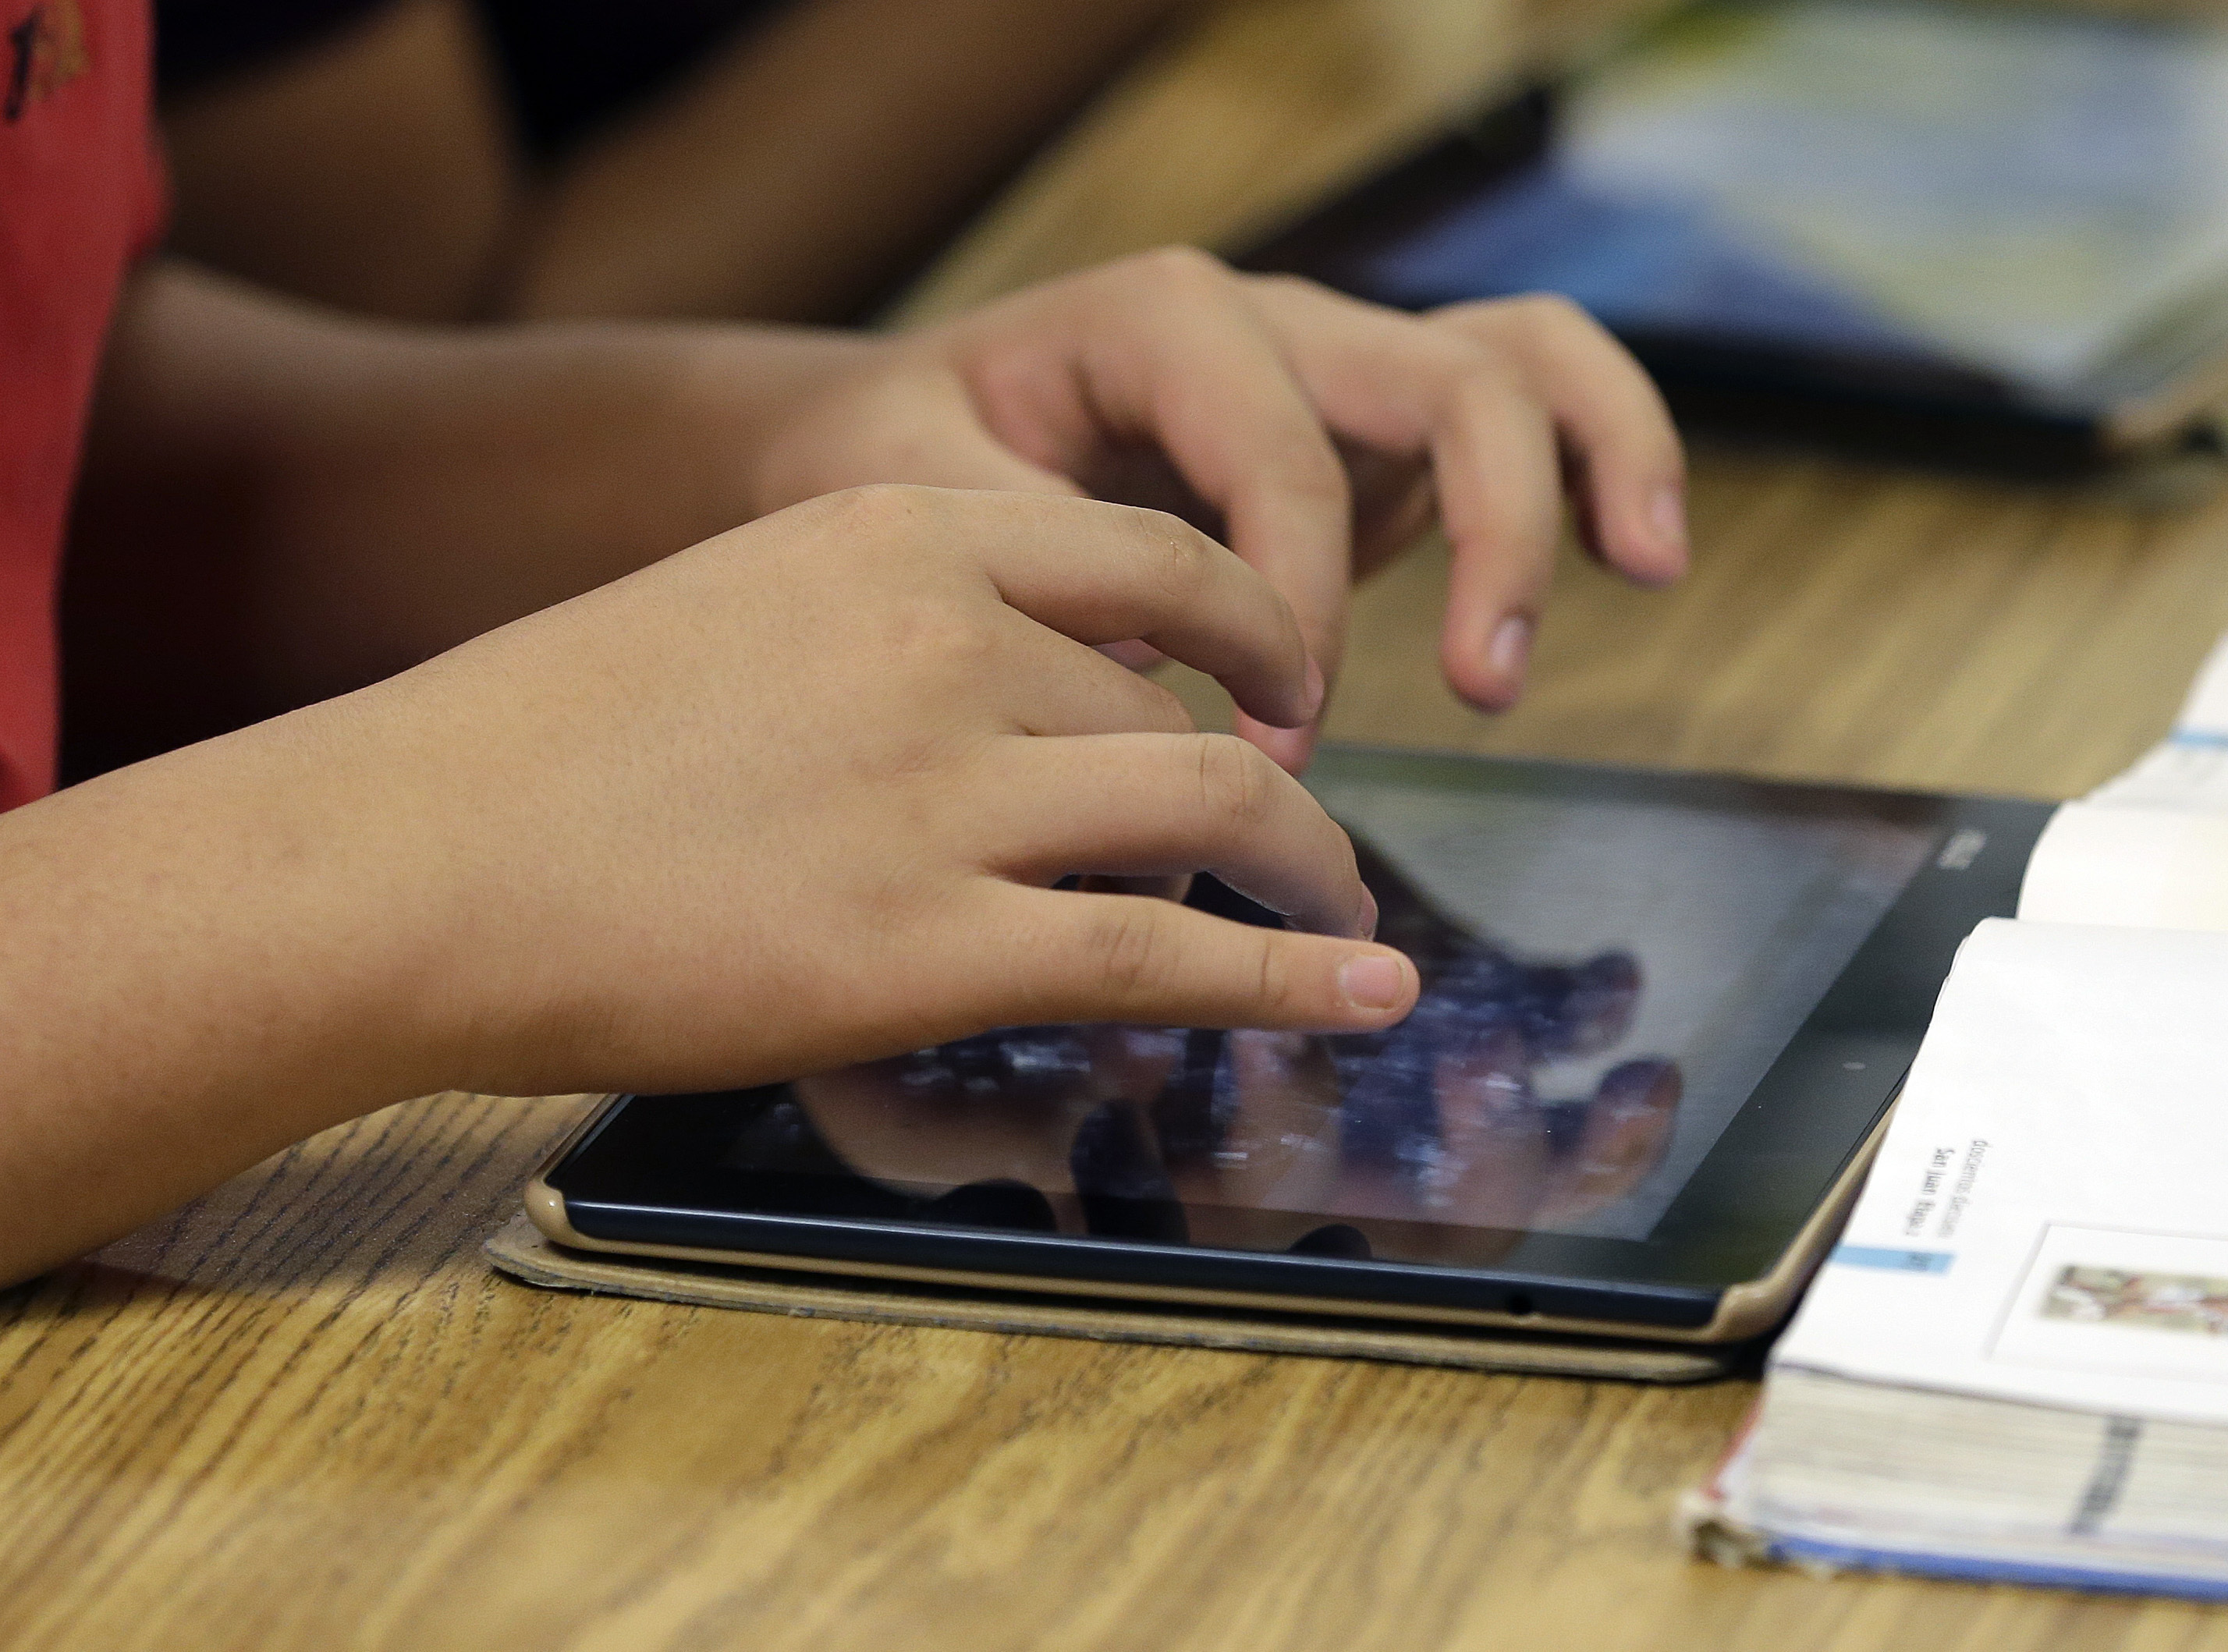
[737,778,1936,1264]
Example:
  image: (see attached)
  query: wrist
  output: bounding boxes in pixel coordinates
[246,691,496,1101]
[122,704,463,1107]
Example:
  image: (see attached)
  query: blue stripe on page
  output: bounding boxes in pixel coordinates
[2168,729,2228,748]
[1762,1534,2228,1603]
[1830,1246,1954,1274]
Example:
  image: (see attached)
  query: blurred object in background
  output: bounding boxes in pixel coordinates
[155,0,1192,323]
[470,0,790,162]
[1247,0,2228,477]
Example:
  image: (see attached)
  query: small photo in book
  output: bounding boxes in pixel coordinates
[2041,1267,2228,1338]
[1991,1225,2228,1381]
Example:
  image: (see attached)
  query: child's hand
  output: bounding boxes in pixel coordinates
[364,485,1419,1097]
[0,484,1424,1279]
[736,251,1687,769]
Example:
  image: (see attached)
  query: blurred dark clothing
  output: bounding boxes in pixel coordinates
[477,0,786,158]
[156,0,791,158]
[155,0,385,94]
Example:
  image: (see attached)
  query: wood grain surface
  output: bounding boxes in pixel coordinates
[11,0,2228,1646]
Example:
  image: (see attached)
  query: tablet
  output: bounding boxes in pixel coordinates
[526,748,2051,1345]
[1238,0,2228,472]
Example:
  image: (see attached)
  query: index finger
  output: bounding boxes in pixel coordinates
[942,489,1327,731]
[1430,294,1688,585]
[1059,250,1361,769]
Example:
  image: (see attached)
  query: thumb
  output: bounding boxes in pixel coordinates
[1001,888,1417,1033]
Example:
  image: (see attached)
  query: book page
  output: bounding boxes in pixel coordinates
[2017,807,2228,928]
[2018,630,2228,925]
[1773,917,2228,1425]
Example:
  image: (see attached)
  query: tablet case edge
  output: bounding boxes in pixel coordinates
[483,1214,1747,1383]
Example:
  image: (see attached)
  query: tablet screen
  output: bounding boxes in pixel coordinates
[557,751,1989,1278]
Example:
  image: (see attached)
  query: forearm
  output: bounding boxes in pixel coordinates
[0,698,455,1282]
[68,261,872,763]
[498,0,1190,324]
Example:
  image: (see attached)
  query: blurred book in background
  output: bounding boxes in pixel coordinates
[1244,0,2228,476]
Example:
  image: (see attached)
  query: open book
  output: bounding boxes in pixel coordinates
[1681,638,2228,1600]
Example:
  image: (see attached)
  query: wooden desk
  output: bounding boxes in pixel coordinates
[11,2,2228,1647]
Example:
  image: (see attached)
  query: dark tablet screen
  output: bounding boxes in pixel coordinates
[547,750,2052,1299]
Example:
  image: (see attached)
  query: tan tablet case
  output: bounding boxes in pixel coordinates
[484,1215,1747,1382]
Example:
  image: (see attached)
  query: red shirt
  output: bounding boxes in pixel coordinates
[0,0,162,810]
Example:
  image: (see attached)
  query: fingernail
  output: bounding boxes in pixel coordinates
[1249,718,1314,776]
[1339,952,1406,1011]
[1488,615,1532,682]
[1650,481,1689,560]
[1356,886,1379,941]
[1302,653,1327,720]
